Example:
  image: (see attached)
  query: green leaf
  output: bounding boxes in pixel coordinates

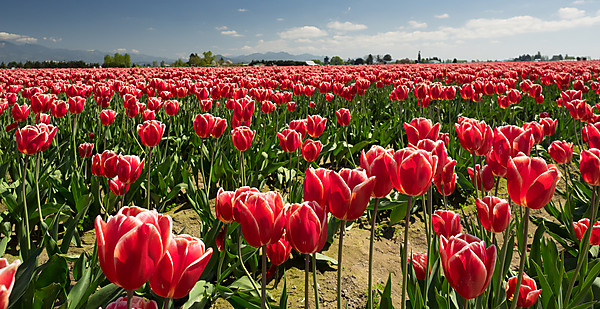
[570,260,600,306]
[32,283,62,309]
[0,236,9,256]
[36,254,68,289]
[67,264,92,309]
[183,280,214,309]
[84,283,122,309]
[314,253,337,265]
[379,274,394,309]
[9,246,43,307]
[279,278,288,309]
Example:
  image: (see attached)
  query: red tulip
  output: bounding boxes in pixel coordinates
[267,232,292,266]
[329,168,376,221]
[336,108,351,126]
[142,110,155,122]
[78,142,94,158]
[440,233,496,299]
[572,218,600,245]
[91,154,104,177]
[107,177,130,196]
[35,113,51,125]
[539,118,557,136]
[433,157,457,196]
[409,252,428,281]
[164,100,181,116]
[454,117,492,156]
[304,167,330,207]
[116,155,145,184]
[522,122,544,145]
[285,201,328,254]
[147,97,163,112]
[0,258,20,309]
[492,125,535,165]
[288,119,308,139]
[261,101,276,114]
[413,139,448,179]
[404,118,440,145]
[0,100,7,116]
[100,109,117,126]
[384,147,437,196]
[301,139,322,162]
[102,150,119,179]
[31,93,54,114]
[106,296,158,309]
[277,129,302,153]
[325,93,334,101]
[506,273,542,308]
[233,97,255,122]
[468,164,495,192]
[507,156,560,209]
[211,117,227,138]
[231,126,255,152]
[306,115,327,138]
[233,191,285,247]
[137,120,165,147]
[360,145,394,198]
[583,123,600,149]
[215,187,260,223]
[16,123,57,155]
[286,101,297,112]
[50,100,68,118]
[548,141,573,164]
[12,103,30,122]
[193,113,215,138]
[432,210,461,238]
[149,234,213,299]
[95,206,172,291]
[200,99,212,112]
[68,96,86,114]
[475,196,511,233]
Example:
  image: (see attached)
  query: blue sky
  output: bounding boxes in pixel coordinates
[1,0,599,60]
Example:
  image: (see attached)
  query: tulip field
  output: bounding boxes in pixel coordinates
[1,61,600,309]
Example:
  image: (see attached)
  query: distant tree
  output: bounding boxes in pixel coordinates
[152,60,158,67]
[172,58,187,67]
[375,55,382,64]
[366,54,374,65]
[160,60,165,67]
[453,58,458,63]
[330,56,344,65]
[534,51,542,60]
[383,54,392,62]
[218,57,225,66]
[311,59,323,65]
[0,62,5,69]
[103,53,131,67]
[323,56,329,65]
[354,58,364,65]
[201,51,216,66]
[417,51,421,63]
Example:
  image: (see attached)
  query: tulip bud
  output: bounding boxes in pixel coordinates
[116,155,145,184]
[231,126,255,152]
[432,210,461,238]
[306,115,327,138]
[301,139,322,162]
[506,273,542,308]
[277,129,302,153]
[100,109,117,126]
[137,120,165,147]
[475,196,511,233]
[336,108,351,126]
[507,156,560,209]
[409,252,428,281]
[285,201,328,254]
[548,140,573,164]
[78,142,94,158]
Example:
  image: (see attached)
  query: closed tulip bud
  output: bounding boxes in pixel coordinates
[360,145,394,198]
[215,187,260,223]
[100,109,117,126]
[329,168,376,221]
[231,126,255,151]
[137,120,165,147]
[384,147,437,196]
[233,191,285,247]
[35,113,51,125]
[262,101,276,114]
[539,118,557,136]
[164,100,180,116]
[16,123,57,155]
[95,206,172,291]
[68,96,85,114]
[31,93,54,114]
[149,234,213,299]
[433,157,457,196]
[409,252,428,281]
[285,201,328,254]
[475,196,511,233]
[507,156,560,209]
[106,296,158,309]
[306,115,327,137]
[194,113,215,138]
[277,129,302,153]
[78,142,94,158]
[107,177,130,196]
[432,210,461,238]
[455,117,493,156]
[336,108,351,126]
[50,100,68,118]
[288,119,308,139]
[468,164,495,192]
[12,103,30,122]
[506,273,542,308]
[325,93,334,101]
[88,132,95,140]
[301,139,322,162]
[102,150,119,179]
[548,141,573,164]
[522,122,544,145]
[0,258,20,309]
[286,101,297,112]
[440,233,496,299]
[116,155,145,184]
[142,109,155,122]
[304,167,330,207]
[267,232,292,266]
[404,118,441,145]
[573,218,600,245]
[211,117,227,138]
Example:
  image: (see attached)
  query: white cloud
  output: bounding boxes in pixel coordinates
[238,8,247,12]
[0,31,37,43]
[131,49,139,54]
[147,27,155,31]
[435,13,449,19]
[327,21,368,31]
[558,7,586,19]
[408,20,428,28]
[216,26,228,30]
[276,18,285,22]
[114,48,128,53]
[43,37,62,43]
[279,26,328,39]
[241,45,252,50]
[573,0,585,4]
[256,33,263,37]
[221,30,243,37]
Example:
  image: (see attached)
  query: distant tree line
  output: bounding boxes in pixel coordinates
[249,59,309,66]
[0,60,99,69]
[103,53,131,68]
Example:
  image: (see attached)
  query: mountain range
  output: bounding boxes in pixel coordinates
[0,41,324,65]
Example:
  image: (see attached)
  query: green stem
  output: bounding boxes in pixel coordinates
[312,253,320,309]
[207,138,218,197]
[239,151,245,187]
[21,156,31,255]
[337,220,345,309]
[493,224,511,308]
[305,253,310,309]
[464,297,469,309]
[147,147,153,209]
[126,290,134,309]
[564,186,600,306]
[424,188,433,306]
[162,298,170,309]
[35,153,45,234]
[262,245,267,309]
[199,138,205,191]
[509,207,530,309]
[344,126,355,167]
[237,230,262,304]
[217,223,228,284]
[367,198,380,309]
[401,196,413,309]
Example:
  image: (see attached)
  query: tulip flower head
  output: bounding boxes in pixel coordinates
[267,232,292,266]
[108,177,131,196]
[231,126,255,152]
[301,139,322,162]
[454,117,493,156]
[404,118,441,145]
[384,147,437,196]
[432,210,461,238]
[360,145,394,198]
[277,129,302,153]
[16,123,57,155]
[0,258,20,309]
[329,168,376,221]
[78,142,94,158]
[548,140,573,164]
[475,196,511,233]
[137,120,165,147]
[306,114,327,137]
[506,273,542,308]
[572,218,600,245]
[285,201,329,254]
[336,108,351,126]
[106,296,158,309]
[233,191,285,247]
[100,109,117,126]
[116,155,145,184]
[12,103,30,122]
[409,252,428,281]
[507,156,560,209]
[215,187,260,224]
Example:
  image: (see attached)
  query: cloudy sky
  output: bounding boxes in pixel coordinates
[1,0,598,61]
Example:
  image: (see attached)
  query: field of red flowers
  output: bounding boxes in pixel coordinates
[0,61,600,309]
